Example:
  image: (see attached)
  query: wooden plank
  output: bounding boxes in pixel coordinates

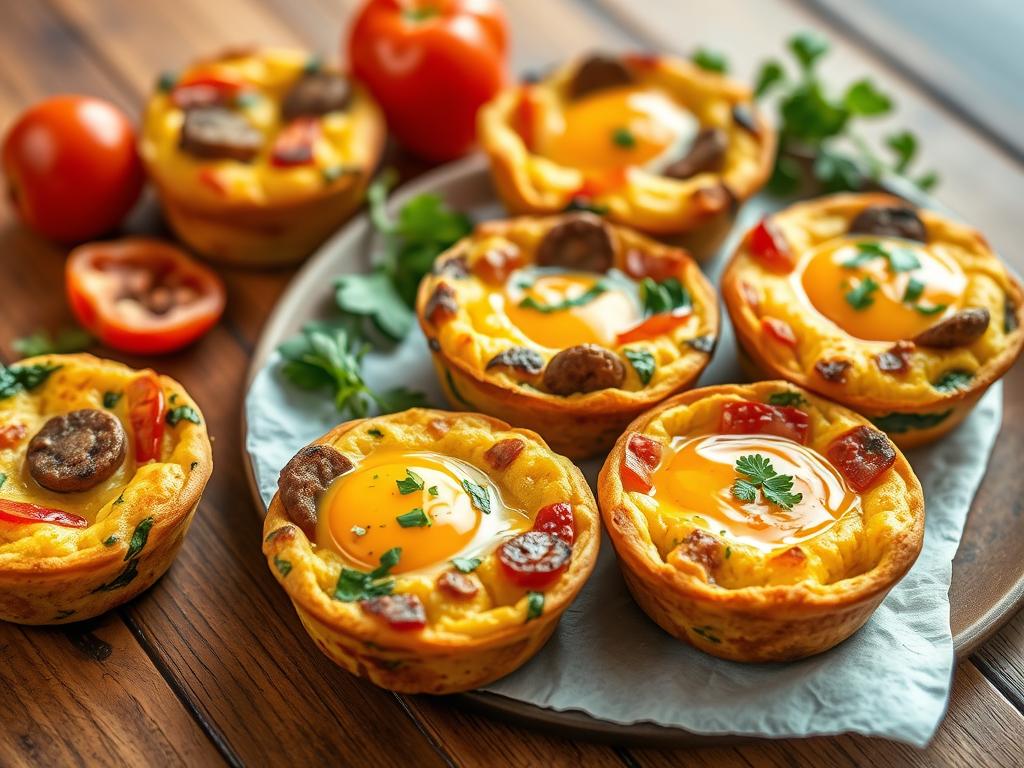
[0,613,224,768]
[628,662,1024,767]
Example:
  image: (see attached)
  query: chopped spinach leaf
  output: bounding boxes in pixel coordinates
[519,281,608,313]
[0,362,61,400]
[273,556,293,577]
[124,517,154,561]
[871,410,952,433]
[767,391,804,406]
[396,508,431,528]
[334,547,402,602]
[932,370,973,393]
[624,348,656,385]
[103,391,122,409]
[640,277,691,316]
[526,591,544,622]
[396,469,425,495]
[166,406,201,426]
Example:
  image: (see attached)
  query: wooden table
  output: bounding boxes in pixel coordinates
[2,1,1023,765]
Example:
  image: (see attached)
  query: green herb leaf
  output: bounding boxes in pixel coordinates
[526,591,544,622]
[886,131,918,173]
[428,486,439,497]
[624,348,656,385]
[788,31,829,71]
[103,535,118,547]
[731,478,760,503]
[762,474,803,508]
[124,517,154,561]
[0,362,61,400]
[640,277,691,316]
[462,479,492,514]
[334,548,401,602]
[916,171,940,192]
[519,282,608,313]
[813,147,863,192]
[13,327,92,357]
[767,391,804,406]
[396,507,430,528]
[367,428,383,438]
[735,454,775,486]
[273,556,293,577]
[451,556,482,573]
[396,469,425,495]
[932,370,973,393]
[335,269,415,341]
[754,60,785,98]
[767,153,802,195]
[733,454,802,509]
[103,391,122,409]
[845,276,880,310]
[871,410,952,433]
[611,127,636,148]
[914,303,948,316]
[692,48,728,74]
[166,406,201,426]
[92,560,140,592]
[903,277,925,303]
[887,248,921,273]
[0,472,6,490]
[843,79,892,116]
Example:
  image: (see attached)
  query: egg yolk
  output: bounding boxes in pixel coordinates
[318,451,510,574]
[799,236,966,342]
[542,86,691,172]
[650,434,860,551]
[501,270,640,348]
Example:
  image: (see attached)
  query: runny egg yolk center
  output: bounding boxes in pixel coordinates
[502,270,640,349]
[650,434,860,551]
[542,86,692,172]
[799,236,966,342]
[319,451,490,573]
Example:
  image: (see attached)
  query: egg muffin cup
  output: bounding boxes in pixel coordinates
[415,212,719,460]
[0,354,212,624]
[478,51,775,258]
[262,408,599,694]
[141,48,385,267]
[598,381,924,662]
[723,193,1024,447]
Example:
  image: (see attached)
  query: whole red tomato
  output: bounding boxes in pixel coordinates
[348,0,508,162]
[2,95,144,243]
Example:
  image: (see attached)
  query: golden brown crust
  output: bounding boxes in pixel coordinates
[722,193,1024,447]
[597,381,925,662]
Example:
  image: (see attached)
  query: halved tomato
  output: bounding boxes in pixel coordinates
[66,238,226,355]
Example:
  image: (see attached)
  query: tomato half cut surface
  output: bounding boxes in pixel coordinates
[0,499,88,528]
[66,238,226,355]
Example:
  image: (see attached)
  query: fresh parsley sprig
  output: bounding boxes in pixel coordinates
[731,454,803,509]
[334,547,402,602]
[13,327,92,357]
[755,31,939,195]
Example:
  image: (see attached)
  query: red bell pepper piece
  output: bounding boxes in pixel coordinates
[0,499,87,528]
[749,218,796,272]
[719,401,810,444]
[125,372,166,463]
[621,433,662,493]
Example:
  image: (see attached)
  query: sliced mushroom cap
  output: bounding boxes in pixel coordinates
[486,347,545,375]
[179,106,262,162]
[27,409,127,493]
[542,344,625,395]
[913,308,990,348]
[848,205,927,242]
[281,71,351,122]
[663,128,728,180]
[567,54,634,99]
[278,444,354,539]
[535,213,614,273]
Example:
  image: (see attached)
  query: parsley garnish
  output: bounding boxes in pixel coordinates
[755,32,938,195]
[624,348,656,385]
[462,479,492,514]
[396,508,431,528]
[13,327,92,357]
[451,556,482,573]
[428,486,439,497]
[166,406,201,426]
[902,277,925,303]
[640,277,691,317]
[767,391,804,406]
[526,591,544,622]
[396,469,425,495]
[845,276,880,310]
[731,454,803,509]
[334,548,401,602]
[103,391,122,409]
[278,321,426,418]
[611,127,636,149]
[692,47,728,74]
[0,362,61,400]
[843,241,920,273]
[519,281,608,313]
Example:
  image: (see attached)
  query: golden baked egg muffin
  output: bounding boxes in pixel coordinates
[141,47,385,266]
[478,51,775,256]
[415,212,719,459]
[723,193,1024,447]
[0,354,212,624]
[598,381,924,662]
[262,408,599,694]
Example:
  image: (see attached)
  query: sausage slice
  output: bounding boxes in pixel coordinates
[543,344,625,394]
[567,54,634,99]
[281,72,351,122]
[663,128,728,180]
[28,409,127,493]
[179,106,263,162]
[536,214,614,273]
[278,444,354,539]
[848,205,927,242]
[913,308,990,348]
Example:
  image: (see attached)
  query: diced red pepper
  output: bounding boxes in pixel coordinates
[761,317,797,347]
[125,372,166,463]
[498,531,572,589]
[171,72,246,109]
[270,117,320,168]
[360,594,427,631]
[748,218,796,272]
[437,570,478,599]
[621,433,662,493]
[719,401,810,444]
[826,426,896,492]
[0,499,87,529]
[0,423,27,448]
[532,502,575,545]
[616,309,693,345]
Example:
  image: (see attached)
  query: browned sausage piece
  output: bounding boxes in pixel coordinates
[279,444,354,539]
[663,128,728,180]
[848,205,927,242]
[815,359,851,383]
[913,308,990,348]
[543,344,625,395]
[179,106,263,162]
[486,347,544,375]
[27,409,127,493]
[484,439,525,470]
[281,72,351,122]
[425,283,458,325]
[535,213,614,273]
[567,54,634,99]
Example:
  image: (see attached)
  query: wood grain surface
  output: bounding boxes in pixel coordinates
[0,1,1022,766]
